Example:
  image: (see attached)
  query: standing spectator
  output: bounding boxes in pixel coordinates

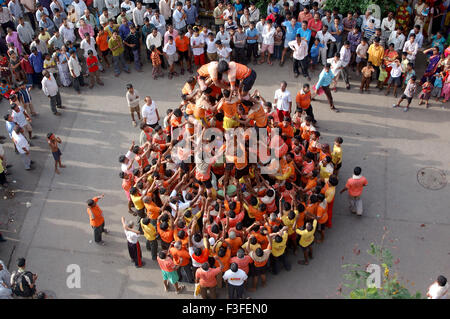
[0,6,15,34]
[29,47,44,88]
[380,11,395,44]
[213,0,225,31]
[16,17,34,53]
[147,28,165,68]
[68,49,85,94]
[108,31,130,76]
[132,1,145,29]
[328,16,343,57]
[205,32,217,62]
[222,262,247,299]
[340,166,368,216]
[289,34,310,80]
[233,25,246,64]
[163,35,178,78]
[86,50,104,88]
[86,194,108,245]
[41,70,63,115]
[11,126,33,171]
[47,132,65,174]
[315,25,335,66]
[190,27,205,67]
[124,25,143,72]
[280,17,300,66]
[274,80,292,121]
[10,258,37,299]
[158,0,171,23]
[125,84,141,127]
[150,45,164,79]
[175,32,191,74]
[245,22,259,64]
[367,37,384,80]
[259,19,275,65]
[403,33,419,65]
[20,0,37,31]
[183,0,197,26]
[427,275,448,299]
[249,2,259,23]
[11,103,34,140]
[339,41,351,89]
[121,217,145,268]
[172,2,186,34]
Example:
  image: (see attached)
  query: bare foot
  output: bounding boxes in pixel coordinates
[55,169,60,174]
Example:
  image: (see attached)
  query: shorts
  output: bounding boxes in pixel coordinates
[23,123,32,133]
[130,105,140,113]
[317,223,326,231]
[401,94,413,104]
[195,177,212,189]
[301,242,313,251]
[52,148,62,161]
[207,52,217,61]
[261,43,274,54]
[253,263,268,276]
[235,165,249,179]
[223,116,239,130]
[161,270,179,284]
[284,38,292,48]
[177,50,189,61]
[419,91,431,100]
[101,49,110,56]
[240,69,256,93]
[194,53,205,66]
[166,53,178,66]
[388,76,402,86]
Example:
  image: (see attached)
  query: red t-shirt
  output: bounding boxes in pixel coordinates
[86,55,99,73]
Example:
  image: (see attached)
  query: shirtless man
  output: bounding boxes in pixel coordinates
[47,133,65,174]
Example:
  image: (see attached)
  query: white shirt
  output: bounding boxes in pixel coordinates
[288,39,308,60]
[124,229,139,244]
[217,46,232,62]
[132,7,145,26]
[389,63,402,78]
[339,46,351,67]
[262,24,275,45]
[68,55,82,77]
[315,30,335,50]
[121,150,135,174]
[215,31,230,47]
[274,89,292,112]
[403,40,418,61]
[80,37,98,57]
[12,130,29,154]
[151,15,166,36]
[72,0,87,18]
[41,74,59,97]
[142,101,158,125]
[205,38,216,53]
[105,0,119,17]
[172,8,186,30]
[356,42,368,59]
[427,282,448,299]
[163,41,176,55]
[327,57,343,76]
[146,32,162,49]
[59,23,76,43]
[190,35,204,56]
[12,106,27,128]
[121,0,135,19]
[380,17,395,35]
[223,269,248,286]
[388,32,405,52]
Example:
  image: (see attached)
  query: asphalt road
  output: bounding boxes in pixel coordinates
[0,54,449,299]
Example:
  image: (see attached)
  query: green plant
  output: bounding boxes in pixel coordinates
[323,0,397,16]
[341,231,422,299]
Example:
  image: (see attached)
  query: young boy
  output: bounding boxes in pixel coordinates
[432,72,443,101]
[393,75,417,112]
[216,40,232,62]
[310,38,323,71]
[86,50,105,88]
[403,62,415,90]
[47,132,65,174]
[418,78,433,108]
[150,45,164,79]
[385,59,402,97]
[360,61,375,92]
[205,32,218,62]
[163,36,178,79]
[331,137,343,174]
[376,64,388,90]
[16,81,36,116]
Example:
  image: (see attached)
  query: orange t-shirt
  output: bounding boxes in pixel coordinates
[86,197,104,227]
[247,105,267,127]
[96,33,109,51]
[296,91,311,109]
[175,36,190,52]
[157,223,174,243]
[170,246,191,266]
[196,267,221,287]
[225,237,243,256]
[345,176,368,197]
[221,101,238,118]
[145,201,161,220]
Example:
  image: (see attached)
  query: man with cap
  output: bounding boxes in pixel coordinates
[121,216,145,268]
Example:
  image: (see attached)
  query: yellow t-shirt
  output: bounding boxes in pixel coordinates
[130,194,144,210]
[271,232,288,257]
[296,219,317,247]
[331,145,342,165]
[38,32,51,48]
[281,212,297,235]
[140,219,157,241]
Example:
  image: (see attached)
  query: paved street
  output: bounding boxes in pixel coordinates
[0,56,449,299]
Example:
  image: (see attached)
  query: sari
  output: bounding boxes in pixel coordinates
[396,4,410,33]
[421,53,441,83]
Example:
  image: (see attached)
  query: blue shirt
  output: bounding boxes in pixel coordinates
[431,35,446,53]
[234,3,244,19]
[408,30,423,48]
[310,43,323,57]
[282,21,301,42]
[316,69,335,88]
[29,52,43,73]
[297,28,311,44]
[330,23,344,43]
[119,23,132,40]
[434,77,443,88]
[39,18,56,33]
[245,28,258,44]
[183,5,198,25]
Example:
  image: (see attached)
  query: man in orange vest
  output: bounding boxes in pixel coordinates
[86,194,108,245]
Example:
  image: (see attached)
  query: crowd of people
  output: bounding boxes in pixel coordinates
[0,0,449,300]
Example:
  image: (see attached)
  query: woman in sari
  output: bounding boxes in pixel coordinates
[396,1,411,34]
[421,46,441,83]
[383,43,399,84]
[56,46,72,87]
[441,68,450,103]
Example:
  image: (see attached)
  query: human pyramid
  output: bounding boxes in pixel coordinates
[118,60,343,299]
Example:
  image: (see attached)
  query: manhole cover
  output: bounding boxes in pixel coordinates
[417,167,447,190]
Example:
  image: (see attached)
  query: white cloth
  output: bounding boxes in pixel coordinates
[72,0,87,18]
[172,8,186,30]
[215,31,230,47]
[80,37,98,57]
[12,130,29,154]
[59,23,76,43]
[315,30,335,50]
[132,7,145,26]
[68,56,82,77]
[427,282,448,299]
[327,57,342,76]
[288,39,308,60]
[340,46,351,67]
[124,229,139,244]
[121,150,135,174]
[223,269,248,286]
[146,32,162,49]
[205,38,216,53]
[12,106,28,128]
[141,101,158,125]
[262,25,275,45]
[190,35,204,56]
[389,63,402,78]
[274,89,292,112]
[163,42,176,55]
[388,32,405,52]
[151,15,166,36]
[403,40,418,61]
[42,75,59,97]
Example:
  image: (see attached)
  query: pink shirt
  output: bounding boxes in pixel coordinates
[308,19,323,37]
[78,24,94,39]
[164,30,179,45]
[345,176,368,197]
[6,32,22,55]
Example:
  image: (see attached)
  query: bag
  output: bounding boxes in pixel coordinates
[312,84,324,96]
[194,283,201,298]
[12,271,35,297]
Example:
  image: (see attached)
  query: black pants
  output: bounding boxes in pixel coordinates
[93,222,105,242]
[73,74,85,92]
[373,65,380,81]
[179,263,195,283]
[26,12,37,31]
[157,45,166,69]
[50,92,62,114]
[321,85,335,108]
[32,72,43,88]
[271,252,291,275]
[128,241,143,266]
[234,47,246,64]
[246,43,258,61]
[228,284,245,299]
[304,105,316,123]
[146,239,158,260]
[1,21,15,33]
[293,57,309,77]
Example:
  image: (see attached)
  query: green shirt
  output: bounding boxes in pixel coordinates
[108,36,124,56]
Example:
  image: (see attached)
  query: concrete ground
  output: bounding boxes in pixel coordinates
[0,54,449,299]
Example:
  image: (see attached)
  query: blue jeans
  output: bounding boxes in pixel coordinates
[132,49,141,71]
[112,53,129,75]
[26,73,33,87]
[274,45,282,60]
